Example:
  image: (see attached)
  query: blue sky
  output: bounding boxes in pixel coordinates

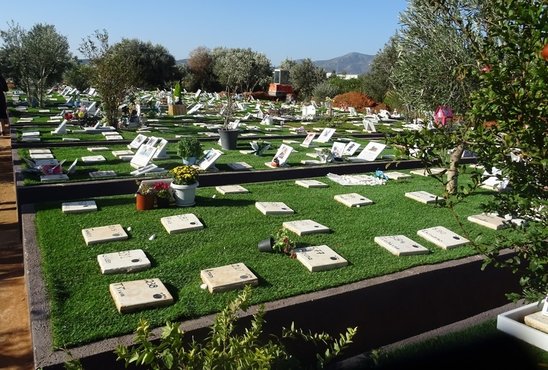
[1,0,408,65]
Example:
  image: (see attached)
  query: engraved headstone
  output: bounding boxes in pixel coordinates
[109,278,173,313]
[283,219,330,236]
[161,213,204,234]
[343,141,361,156]
[405,191,443,204]
[354,142,387,162]
[200,263,258,293]
[255,202,294,215]
[127,134,148,150]
[295,179,328,188]
[417,226,470,249]
[294,245,348,272]
[215,185,249,194]
[130,144,157,169]
[98,249,151,274]
[62,200,97,214]
[374,235,430,256]
[153,138,169,159]
[300,132,316,148]
[467,213,507,230]
[334,193,374,208]
[82,224,128,245]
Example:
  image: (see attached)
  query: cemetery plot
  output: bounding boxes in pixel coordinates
[109,278,173,313]
[405,191,443,204]
[81,224,128,245]
[215,185,249,194]
[410,167,446,177]
[161,213,204,234]
[81,155,106,164]
[255,202,294,215]
[334,193,374,208]
[374,235,430,256]
[200,263,259,293]
[416,226,470,249]
[467,213,507,230]
[295,179,328,188]
[294,245,348,272]
[62,200,97,214]
[97,249,151,274]
[384,171,411,180]
[283,219,330,236]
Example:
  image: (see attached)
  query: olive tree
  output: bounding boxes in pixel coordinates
[283,58,326,101]
[187,46,218,92]
[212,47,272,93]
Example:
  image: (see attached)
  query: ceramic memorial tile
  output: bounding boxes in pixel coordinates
[374,235,430,256]
[331,142,347,158]
[89,170,117,178]
[161,213,204,234]
[405,191,443,204]
[295,179,328,188]
[255,202,294,215]
[98,249,151,274]
[294,245,348,272]
[300,133,316,148]
[215,185,249,195]
[109,278,173,313]
[40,174,69,183]
[267,144,293,167]
[417,226,470,249]
[227,162,253,171]
[384,171,411,180]
[81,155,106,163]
[87,146,110,152]
[62,200,97,214]
[82,224,128,245]
[467,213,507,230]
[410,167,446,176]
[200,263,258,293]
[334,193,374,208]
[283,219,330,236]
[343,141,361,156]
[153,139,169,159]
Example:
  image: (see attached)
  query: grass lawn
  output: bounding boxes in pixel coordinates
[34,172,514,347]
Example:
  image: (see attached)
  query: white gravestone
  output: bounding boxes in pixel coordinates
[294,245,348,272]
[81,155,106,164]
[374,235,430,256]
[343,142,361,156]
[97,249,151,274]
[283,219,330,236]
[227,162,253,171]
[87,146,110,152]
[130,144,157,169]
[197,149,223,171]
[355,142,387,162]
[50,120,67,134]
[89,170,117,178]
[81,224,128,245]
[267,144,294,167]
[295,179,328,188]
[30,153,54,160]
[29,149,51,155]
[40,174,69,183]
[153,138,169,159]
[109,278,173,313]
[315,128,336,143]
[255,202,294,215]
[200,263,259,293]
[127,134,148,150]
[161,213,204,234]
[410,167,446,177]
[62,200,97,214]
[384,172,412,180]
[363,118,377,132]
[215,185,249,194]
[405,191,443,204]
[300,133,316,148]
[417,226,470,250]
[334,193,374,208]
[331,142,347,158]
[112,150,134,158]
[467,213,507,230]
[106,134,124,140]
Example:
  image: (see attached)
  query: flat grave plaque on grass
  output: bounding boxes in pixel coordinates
[82,224,128,245]
[334,193,374,208]
[384,171,411,180]
[467,213,507,230]
[112,150,134,158]
[161,213,203,234]
[89,170,117,179]
[301,159,323,165]
[216,185,249,194]
[97,249,151,274]
[405,191,443,204]
[227,162,253,171]
[105,135,124,141]
[87,146,110,152]
[34,159,59,167]
[410,167,446,177]
[22,131,40,137]
[62,137,80,142]
[294,245,348,272]
[200,263,258,293]
[374,235,430,256]
[109,278,173,313]
[417,226,470,249]
[62,200,97,214]
[81,155,106,164]
[29,149,51,155]
[30,153,54,160]
[295,179,328,188]
[283,219,330,236]
[21,137,41,142]
[255,202,294,215]
[40,174,69,183]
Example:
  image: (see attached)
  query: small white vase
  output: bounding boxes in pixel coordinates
[170,182,198,207]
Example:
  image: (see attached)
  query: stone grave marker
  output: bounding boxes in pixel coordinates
[127,134,148,150]
[97,249,151,274]
[374,235,430,256]
[105,134,124,140]
[153,138,169,159]
[29,149,51,155]
[197,149,223,171]
[89,170,117,178]
[130,144,157,169]
[294,245,348,272]
[50,120,67,135]
[215,185,249,194]
[66,159,78,174]
[295,179,328,188]
[417,226,469,250]
[161,213,204,234]
[81,155,106,164]
[87,146,110,152]
[405,191,443,204]
[351,142,387,162]
[266,144,293,168]
[227,162,253,171]
[81,224,128,245]
[300,132,316,148]
[62,200,97,214]
[40,174,69,183]
[112,150,134,158]
[315,128,336,143]
[334,193,374,208]
[384,171,411,180]
[109,278,173,313]
[343,141,361,156]
[410,167,446,177]
[331,142,347,159]
[30,153,54,160]
[200,263,258,293]
[283,219,330,236]
[255,202,294,215]
[467,213,507,230]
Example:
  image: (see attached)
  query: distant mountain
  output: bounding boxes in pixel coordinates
[312,52,375,75]
[176,59,188,65]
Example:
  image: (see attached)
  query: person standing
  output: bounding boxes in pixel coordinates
[0,72,9,136]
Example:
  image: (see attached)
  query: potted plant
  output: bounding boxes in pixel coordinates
[177,137,203,165]
[169,165,199,207]
[168,82,187,116]
[135,182,155,211]
[218,90,239,150]
[153,181,171,208]
[258,228,297,257]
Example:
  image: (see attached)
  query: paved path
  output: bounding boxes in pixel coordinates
[0,136,33,370]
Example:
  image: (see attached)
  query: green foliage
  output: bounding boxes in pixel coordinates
[312,80,341,102]
[176,137,202,159]
[172,82,182,103]
[273,228,296,256]
[212,47,272,93]
[286,58,326,101]
[63,60,93,92]
[186,47,219,92]
[360,39,397,103]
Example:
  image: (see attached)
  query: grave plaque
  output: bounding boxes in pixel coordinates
[315,128,336,143]
[334,193,374,208]
[127,134,147,150]
[98,249,151,274]
[405,191,443,204]
[300,132,316,148]
[295,179,328,188]
[467,213,507,230]
[410,167,446,177]
[215,185,249,194]
[89,170,117,178]
[29,149,51,155]
[524,312,548,334]
[384,172,411,180]
[109,278,173,313]
[62,200,97,214]
[417,226,470,249]
[87,146,110,152]
[161,213,204,234]
[374,235,430,256]
[81,155,106,163]
[112,150,134,158]
[283,219,330,236]
[227,162,253,171]
[355,142,387,162]
[255,202,294,215]
[200,263,258,293]
[294,245,348,272]
[197,149,223,171]
[343,141,361,156]
[82,224,128,245]
[130,144,157,169]
[30,153,54,160]
[106,135,124,140]
[40,174,69,183]
[269,144,294,167]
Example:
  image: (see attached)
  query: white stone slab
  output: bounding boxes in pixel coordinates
[105,135,124,140]
[467,213,507,230]
[334,193,374,207]
[374,235,430,256]
[197,149,223,171]
[300,159,322,165]
[215,185,249,194]
[29,149,51,155]
[227,162,253,170]
[61,137,80,142]
[200,263,258,293]
[81,155,107,163]
[40,174,69,183]
[295,179,328,188]
[255,202,294,215]
[62,200,97,214]
[87,146,110,152]
[294,245,348,272]
[130,144,157,169]
[384,171,412,180]
[417,226,470,249]
[315,128,336,143]
[34,159,59,166]
[283,219,330,236]
[405,191,443,204]
[22,131,40,137]
[109,278,173,313]
[97,249,151,274]
[410,167,446,177]
[161,213,204,234]
[354,142,387,161]
[21,137,41,142]
[112,150,134,158]
[89,170,117,178]
[30,153,54,159]
[82,224,128,245]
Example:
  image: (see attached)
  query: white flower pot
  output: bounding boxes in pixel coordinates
[170,182,198,207]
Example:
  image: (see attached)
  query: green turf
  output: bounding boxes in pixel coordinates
[34,172,509,347]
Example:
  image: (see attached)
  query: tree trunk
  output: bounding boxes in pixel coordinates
[446,142,465,195]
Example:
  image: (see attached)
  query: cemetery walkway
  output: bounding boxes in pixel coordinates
[0,136,33,370]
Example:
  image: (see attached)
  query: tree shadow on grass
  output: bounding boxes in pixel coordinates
[194,196,255,208]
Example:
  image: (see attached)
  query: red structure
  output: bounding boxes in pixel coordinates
[434,105,454,127]
[268,68,293,98]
